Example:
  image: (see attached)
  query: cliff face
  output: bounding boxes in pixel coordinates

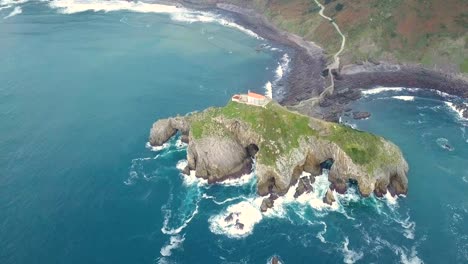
[149,101,408,198]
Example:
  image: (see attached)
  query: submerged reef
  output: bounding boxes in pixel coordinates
[149,100,408,209]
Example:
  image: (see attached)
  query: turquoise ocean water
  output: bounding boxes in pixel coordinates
[1,1,467,263]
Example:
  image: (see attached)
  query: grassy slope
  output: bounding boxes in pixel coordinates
[190,101,398,173]
[250,0,468,72]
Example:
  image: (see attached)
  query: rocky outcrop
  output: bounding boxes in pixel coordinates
[186,136,252,183]
[149,102,409,202]
[353,111,371,120]
[294,175,314,198]
[260,197,274,212]
[149,116,190,146]
[323,189,335,205]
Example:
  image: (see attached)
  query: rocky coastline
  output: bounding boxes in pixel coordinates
[145,0,466,211]
[150,0,468,121]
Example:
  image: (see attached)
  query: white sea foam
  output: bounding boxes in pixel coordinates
[209,199,263,238]
[265,256,283,264]
[361,87,405,95]
[316,221,327,243]
[0,0,28,6]
[160,235,185,257]
[124,170,138,186]
[445,101,467,120]
[146,141,170,152]
[393,96,415,101]
[342,237,364,264]
[376,237,424,264]
[175,139,187,149]
[176,160,209,187]
[202,194,246,205]
[161,202,199,235]
[264,53,290,98]
[0,5,11,10]
[3,6,21,19]
[276,53,290,80]
[463,176,468,183]
[395,215,416,240]
[48,0,261,39]
[383,191,399,207]
[399,246,424,264]
[264,81,273,99]
[217,172,256,187]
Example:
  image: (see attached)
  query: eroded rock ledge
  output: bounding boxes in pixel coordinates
[149,101,409,202]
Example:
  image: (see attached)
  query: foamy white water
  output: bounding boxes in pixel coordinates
[145,141,169,152]
[209,199,263,238]
[445,102,467,120]
[160,235,185,257]
[48,0,261,39]
[361,87,405,95]
[3,6,21,19]
[342,237,364,264]
[264,81,273,98]
[161,202,200,235]
[393,96,415,101]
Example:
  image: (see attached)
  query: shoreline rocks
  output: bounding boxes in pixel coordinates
[352,111,371,120]
[323,189,335,205]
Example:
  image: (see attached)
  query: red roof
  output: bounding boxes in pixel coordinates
[248,92,265,99]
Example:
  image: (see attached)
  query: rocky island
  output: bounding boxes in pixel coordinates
[149,95,408,210]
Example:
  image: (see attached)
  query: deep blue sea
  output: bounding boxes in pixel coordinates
[1,1,467,264]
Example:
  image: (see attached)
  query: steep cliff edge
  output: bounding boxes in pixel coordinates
[149,101,408,198]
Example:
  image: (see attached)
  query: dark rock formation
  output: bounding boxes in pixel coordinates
[235,220,244,230]
[182,165,190,175]
[260,197,274,212]
[224,213,234,222]
[294,176,313,198]
[270,256,280,264]
[181,134,189,144]
[323,189,336,205]
[353,111,371,120]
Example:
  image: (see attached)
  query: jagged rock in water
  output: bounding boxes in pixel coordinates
[149,117,190,146]
[182,165,190,176]
[271,256,280,264]
[235,220,244,230]
[294,176,313,198]
[149,119,176,146]
[323,189,336,205]
[260,197,274,212]
[224,213,234,222]
[181,134,189,144]
[353,111,371,120]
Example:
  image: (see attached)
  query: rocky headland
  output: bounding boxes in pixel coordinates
[149,101,409,210]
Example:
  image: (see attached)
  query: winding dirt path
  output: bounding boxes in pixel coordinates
[314,0,346,97]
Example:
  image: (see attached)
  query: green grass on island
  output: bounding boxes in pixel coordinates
[190,101,401,171]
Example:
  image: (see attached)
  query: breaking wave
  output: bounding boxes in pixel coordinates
[161,192,201,236]
[393,95,415,101]
[209,199,263,239]
[48,0,261,39]
[264,53,290,99]
[445,102,468,121]
[160,235,185,257]
[361,87,406,95]
[3,6,21,19]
